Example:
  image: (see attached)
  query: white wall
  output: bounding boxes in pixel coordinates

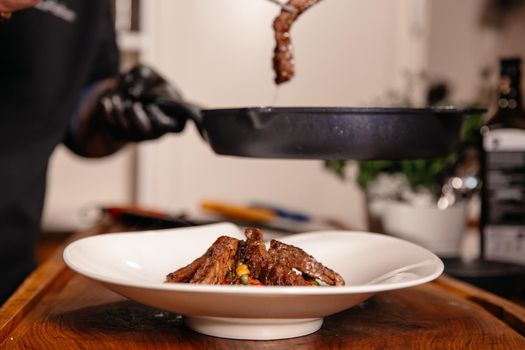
[427,0,525,104]
[136,0,431,229]
[43,145,135,231]
[426,0,496,103]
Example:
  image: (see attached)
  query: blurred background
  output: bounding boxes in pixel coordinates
[41,0,525,233]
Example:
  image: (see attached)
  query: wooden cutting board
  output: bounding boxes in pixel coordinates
[1,222,525,349]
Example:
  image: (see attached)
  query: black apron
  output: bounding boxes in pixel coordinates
[0,0,119,304]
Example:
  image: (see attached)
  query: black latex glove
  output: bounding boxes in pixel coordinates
[99,64,187,141]
[66,64,190,157]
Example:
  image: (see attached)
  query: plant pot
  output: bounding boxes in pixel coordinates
[366,197,388,234]
[381,201,468,258]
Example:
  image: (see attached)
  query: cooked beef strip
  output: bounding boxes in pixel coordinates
[273,0,324,84]
[166,227,344,286]
[165,236,239,284]
[263,264,310,286]
[235,239,246,264]
[165,253,208,283]
[242,227,309,286]
[268,239,345,286]
[242,227,273,279]
[190,236,239,284]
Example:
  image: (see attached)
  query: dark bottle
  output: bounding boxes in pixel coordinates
[481,57,525,265]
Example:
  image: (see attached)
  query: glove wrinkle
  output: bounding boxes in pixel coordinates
[112,95,132,140]
[130,101,153,140]
[147,104,179,132]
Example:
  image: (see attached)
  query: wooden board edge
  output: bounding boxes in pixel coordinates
[0,225,109,340]
[436,275,525,337]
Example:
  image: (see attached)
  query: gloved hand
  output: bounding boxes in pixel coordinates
[66,64,189,157]
[99,64,187,141]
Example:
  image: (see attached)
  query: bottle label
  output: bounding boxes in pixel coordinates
[484,129,525,225]
[484,128,525,151]
[483,129,525,264]
[485,225,525,264]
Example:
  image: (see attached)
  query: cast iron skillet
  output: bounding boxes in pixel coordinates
[158,99,483,160]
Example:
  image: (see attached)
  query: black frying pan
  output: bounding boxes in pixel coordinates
[158,99,482,160]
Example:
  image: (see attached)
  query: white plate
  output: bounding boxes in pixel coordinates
[63,222,443,340]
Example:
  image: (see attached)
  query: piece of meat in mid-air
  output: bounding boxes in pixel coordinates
[268,239,345,286]
[165,235,238,284]
[273,0,324,84]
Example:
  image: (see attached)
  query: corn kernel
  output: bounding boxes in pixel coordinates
[236,264,250,277]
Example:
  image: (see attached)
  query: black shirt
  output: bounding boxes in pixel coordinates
[0,0,119,304]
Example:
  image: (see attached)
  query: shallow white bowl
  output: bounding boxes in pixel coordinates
[63,222,443,340]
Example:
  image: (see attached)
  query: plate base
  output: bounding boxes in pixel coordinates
[184,316,323,340]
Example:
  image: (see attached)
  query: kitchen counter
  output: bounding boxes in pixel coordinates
[1,221,525,349]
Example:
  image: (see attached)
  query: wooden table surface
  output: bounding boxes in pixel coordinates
[1,221,525,349]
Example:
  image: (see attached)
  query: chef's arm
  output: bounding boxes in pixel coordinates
[64,64,187,158]
[0,0,39,12]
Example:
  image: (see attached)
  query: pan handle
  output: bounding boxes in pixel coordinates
[156,97,206,139]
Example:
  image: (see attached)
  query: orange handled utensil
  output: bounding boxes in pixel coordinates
[201,200,276,223]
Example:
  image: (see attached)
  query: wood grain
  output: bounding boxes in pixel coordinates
[434,275,525,337]
[0,220,125,342]
[3,276,525,349]
[1,220,525,349]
